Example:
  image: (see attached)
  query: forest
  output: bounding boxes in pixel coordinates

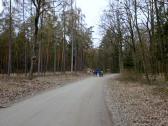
[98,0,168,83]
[0,0,94,79]
[0,0,168,83]
[0,1,168,125]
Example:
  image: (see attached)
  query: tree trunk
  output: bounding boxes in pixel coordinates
[71,0,74,72]
[134,0,150,84]
[116,10,124,73]
[8,0,12,76]
[29,13,39,79]
[38,15,43,76]
[54,42,57,73]
[62,4,66,72]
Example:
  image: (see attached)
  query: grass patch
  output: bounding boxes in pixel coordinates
[116,70,144,83]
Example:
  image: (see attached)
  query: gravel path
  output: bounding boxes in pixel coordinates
[0,76,112,126]
[105,75,168,126]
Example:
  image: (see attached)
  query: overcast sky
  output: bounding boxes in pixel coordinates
[76,0,108,47]
[0,2,2,12]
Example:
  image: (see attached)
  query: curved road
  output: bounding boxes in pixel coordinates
[0,76,112,126]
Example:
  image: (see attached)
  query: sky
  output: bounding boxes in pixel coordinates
[76,0,108,47]
[0,2,2,12]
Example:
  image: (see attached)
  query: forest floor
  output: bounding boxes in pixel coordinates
[0,72,88,107]
[105,74,168,126]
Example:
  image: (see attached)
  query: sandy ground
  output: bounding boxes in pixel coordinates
[0,73,87,107]
[105,74,168,126]
[0,76,112,126]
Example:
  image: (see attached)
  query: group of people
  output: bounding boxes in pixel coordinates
[93,68,103,77]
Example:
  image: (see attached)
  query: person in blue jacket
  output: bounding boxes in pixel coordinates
[95,68,100,76]
[95,68,103,77]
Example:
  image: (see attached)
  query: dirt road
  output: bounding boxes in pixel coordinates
[0,76,112,126]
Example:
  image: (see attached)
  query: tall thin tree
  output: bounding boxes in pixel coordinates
[70,0,74,72]
[8,0,12,76]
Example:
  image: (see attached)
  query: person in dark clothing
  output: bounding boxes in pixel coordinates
[100,70,103,77]
[94,68,103,77]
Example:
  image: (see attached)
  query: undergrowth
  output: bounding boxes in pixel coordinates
[115,70,168,96]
